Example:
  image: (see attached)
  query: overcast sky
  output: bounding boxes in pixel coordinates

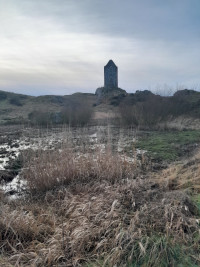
[0,0,200,96]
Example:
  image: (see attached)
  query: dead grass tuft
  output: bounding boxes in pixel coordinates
[159,149,200,192]
[0,204,54,254]
[22,146,138,194]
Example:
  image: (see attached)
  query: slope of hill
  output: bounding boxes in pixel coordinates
[1,89,200,127]
[0,90,96,125]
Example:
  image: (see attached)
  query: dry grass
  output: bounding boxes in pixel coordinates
[0,177,199,266]
[158,116,200,130]
[0,189,4,202]
[159,149,200,192]
[0,139,199,266]
[22,146,138,194]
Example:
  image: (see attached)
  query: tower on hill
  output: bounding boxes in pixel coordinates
[104,60,118,88]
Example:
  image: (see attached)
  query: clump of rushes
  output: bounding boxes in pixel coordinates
[22,146,138,194]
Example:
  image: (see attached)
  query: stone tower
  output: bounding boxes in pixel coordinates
[104,60,118,88]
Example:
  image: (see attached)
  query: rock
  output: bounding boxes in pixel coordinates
[95,87,127,105]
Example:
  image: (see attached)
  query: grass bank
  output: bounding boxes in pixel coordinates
[136,130,200,161]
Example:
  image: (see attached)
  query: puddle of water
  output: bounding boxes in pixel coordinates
[0,126,145,199]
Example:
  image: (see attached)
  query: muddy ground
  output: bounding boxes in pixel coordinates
[0,125,141,197]
[1,125,199,198]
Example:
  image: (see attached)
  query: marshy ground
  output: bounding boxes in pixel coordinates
[0,125,199,266]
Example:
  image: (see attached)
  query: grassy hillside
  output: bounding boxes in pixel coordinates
[0,90,96,125]
[1,88,200,127]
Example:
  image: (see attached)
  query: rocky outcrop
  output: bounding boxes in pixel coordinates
[95,87,127,105]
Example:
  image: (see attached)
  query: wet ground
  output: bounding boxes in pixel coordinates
[0,125,140,197]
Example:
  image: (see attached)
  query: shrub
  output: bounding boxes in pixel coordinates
[9,95,24,106]
[119,103,160,127]
[28,110,52,126]
[119,94,173,127]
[0,91,7,101]
[60,101,93,126]
[118,89,200,127]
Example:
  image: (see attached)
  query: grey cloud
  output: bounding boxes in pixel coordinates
[14,0,200,41]
[0,0,200,95]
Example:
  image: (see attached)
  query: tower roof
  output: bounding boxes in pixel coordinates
[105,59,117,68]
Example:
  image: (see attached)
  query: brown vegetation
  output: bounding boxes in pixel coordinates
[159,150,200,193]
[0,142,199,266]
[0,179,199,266]
[60,100,93,126]
[22,146,137,194]
[119,93,167,127]
[118,89,200,128]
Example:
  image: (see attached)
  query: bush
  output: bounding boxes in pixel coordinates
[9,96,23,106]
[110,94,126,106]
[119,95,168,127]
[0,91,7,101]
[60,101,93,126]
[28,110,52,126]
[119,89,200,127]
[28,102,94,126]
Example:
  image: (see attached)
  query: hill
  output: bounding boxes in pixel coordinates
[1,88,200,127]
[0,90,96,125]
